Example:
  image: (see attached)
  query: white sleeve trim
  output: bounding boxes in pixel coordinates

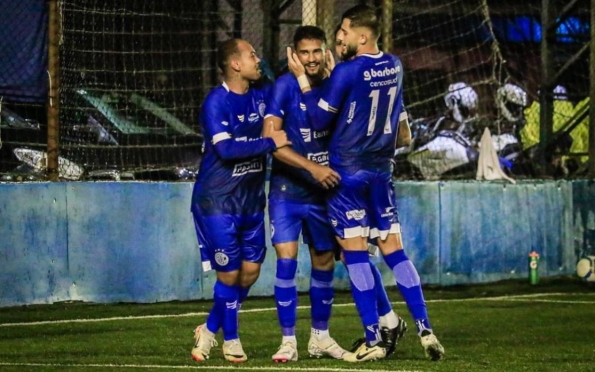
[212,132,232,144]
[318,98,338,113]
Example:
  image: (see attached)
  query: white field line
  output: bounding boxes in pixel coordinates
[0,362,421,372]
[0,292,593,328]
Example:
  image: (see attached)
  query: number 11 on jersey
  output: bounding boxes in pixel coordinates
[367,86,397,136]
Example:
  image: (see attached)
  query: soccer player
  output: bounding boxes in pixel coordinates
[263,25,349,363]
[333,23,409,358]
[287,5,445,362]
[190,38,291,363]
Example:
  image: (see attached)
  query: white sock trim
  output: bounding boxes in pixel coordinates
[311,327,330,339]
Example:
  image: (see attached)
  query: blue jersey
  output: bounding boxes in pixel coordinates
[265,73,331,203]
[192,82,276,215]
[303,52,404,173]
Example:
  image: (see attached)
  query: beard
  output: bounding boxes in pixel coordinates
[343,42,357,60]
[304,64,324,79]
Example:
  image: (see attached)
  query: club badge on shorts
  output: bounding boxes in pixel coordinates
[215,251,229,266]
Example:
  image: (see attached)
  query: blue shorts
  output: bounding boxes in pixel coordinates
[268,199,336,251]
[327,169,401,240]
[192,210,267,272]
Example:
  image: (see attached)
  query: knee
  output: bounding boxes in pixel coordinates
[240,264,261,287]
[216,270,240,286]
[311,251,335,271]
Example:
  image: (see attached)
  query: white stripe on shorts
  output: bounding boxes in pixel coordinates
[370,223,401,240]
[343,226,370,239]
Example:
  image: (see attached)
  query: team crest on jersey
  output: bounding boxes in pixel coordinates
[232,159,263,176]
[258,102,266,117]
[300,128,311,142]
[237,114,245,122]
[215,252,229,266]
[299,102,306,111]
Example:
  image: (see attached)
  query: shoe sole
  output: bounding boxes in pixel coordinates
[425,345,444,361]
[191,354,207,362]
[345,353,385,362]
[225,357,248,363]
[309,353,343,359]
[273,357,297,363]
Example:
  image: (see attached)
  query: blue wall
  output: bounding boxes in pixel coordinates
[0,180,591,307]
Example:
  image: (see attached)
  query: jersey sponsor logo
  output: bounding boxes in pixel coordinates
[300,128,312,142]
[235,136,247,142]
[307,151,329,165]
[237,114,245,122]
[347,101,356,124]
[248,113,260,123]
[346,209,366,221]
[232,159,263,176]
[299,102,306,111]
[313,129,330,139]
[215,252,230,266]
[363,65,401,81]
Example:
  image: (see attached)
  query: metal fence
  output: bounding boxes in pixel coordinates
[0,0,592,181]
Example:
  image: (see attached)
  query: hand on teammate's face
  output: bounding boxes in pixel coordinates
[323,49,335,78]
[286,47,305,77]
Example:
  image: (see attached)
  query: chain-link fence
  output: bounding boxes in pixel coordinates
[0,0,591,181]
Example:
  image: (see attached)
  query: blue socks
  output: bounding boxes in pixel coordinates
[310,268,334,331]
[238,286,250,308]
[370,262,393,317]
[383,249,432,334]
[211,280,239,341]
[343,250,381,344]
[274,258,298,336]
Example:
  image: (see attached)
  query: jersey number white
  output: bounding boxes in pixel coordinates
[367,86,397,136]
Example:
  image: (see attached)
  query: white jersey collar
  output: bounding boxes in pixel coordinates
[360,51,384,59]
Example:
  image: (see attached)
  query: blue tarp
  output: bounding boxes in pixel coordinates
[0,0,47,102]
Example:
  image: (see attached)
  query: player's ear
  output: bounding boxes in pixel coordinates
[230,58,241,73]
[359,33,367,46]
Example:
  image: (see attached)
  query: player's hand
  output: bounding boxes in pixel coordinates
[309,163,341,189]
[324,49,335,78]
[286,46,305,77]
[265,121,292,149]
